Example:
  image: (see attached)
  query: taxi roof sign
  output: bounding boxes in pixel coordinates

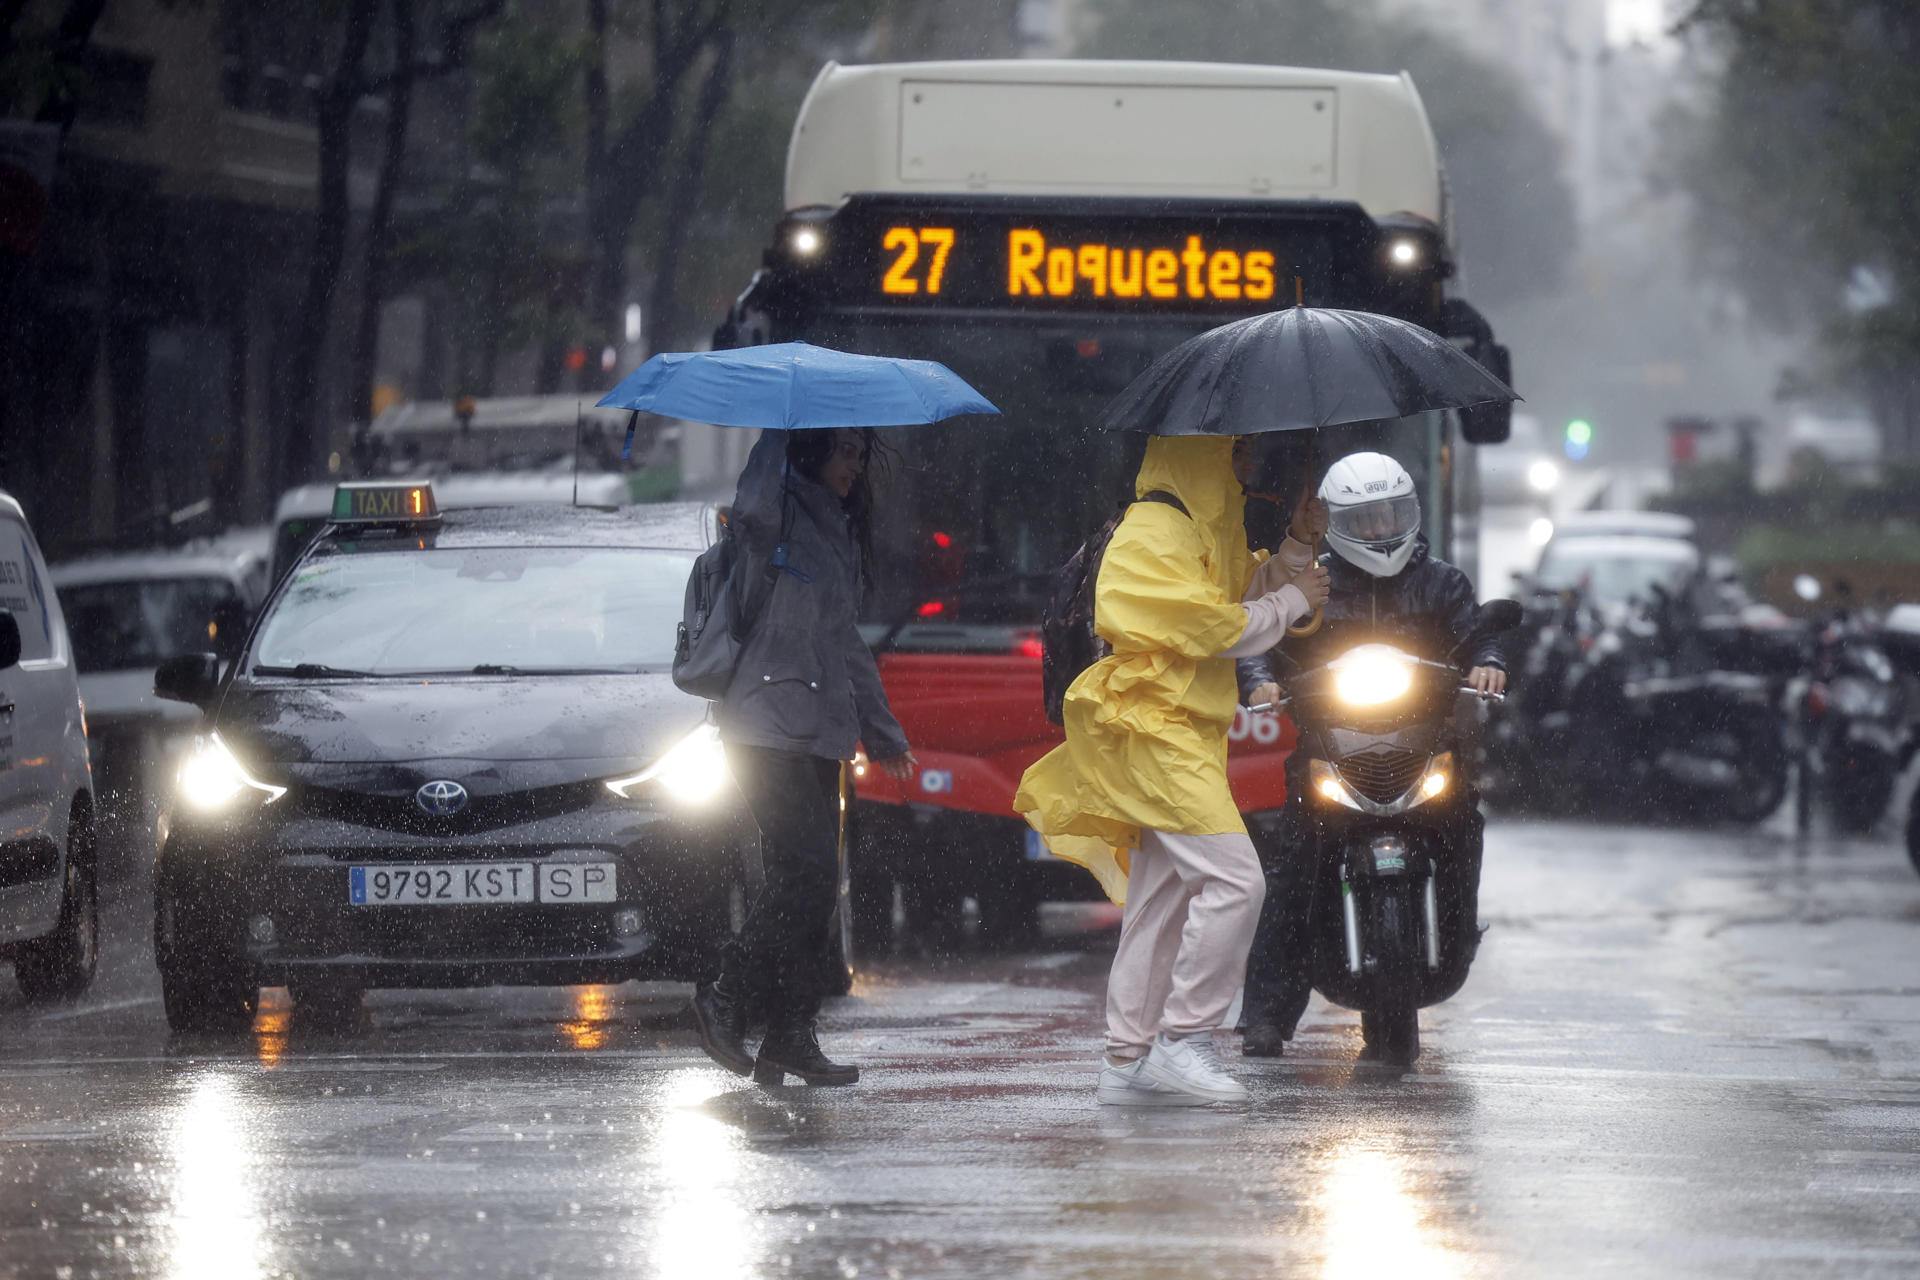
[331,480,440,525]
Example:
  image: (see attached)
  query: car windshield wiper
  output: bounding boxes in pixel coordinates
[251,663,384,678]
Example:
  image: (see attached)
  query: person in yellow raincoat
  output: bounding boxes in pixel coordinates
[1015,434,1328,1106]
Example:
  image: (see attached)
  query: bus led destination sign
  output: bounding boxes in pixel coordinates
[840,208,1323,314]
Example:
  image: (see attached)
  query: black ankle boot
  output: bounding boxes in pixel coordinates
[1241,1024,1287,1059]
[691,977,754,1076]
[754,1019,858,1087]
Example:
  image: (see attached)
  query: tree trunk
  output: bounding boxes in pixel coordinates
[281,0,378,493]
[583,0,715,355]
[645,32,735,353]
[348,0,418,472]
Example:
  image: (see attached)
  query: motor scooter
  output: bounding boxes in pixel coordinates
[1269,599,1521,1066]
[1792,613,1904,835]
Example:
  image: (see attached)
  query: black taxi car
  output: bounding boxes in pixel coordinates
[150,482,791,1031]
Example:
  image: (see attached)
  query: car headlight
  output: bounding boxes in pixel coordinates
[605,723,731,806]
[178,733,286,811]
[1329,644,1417,707]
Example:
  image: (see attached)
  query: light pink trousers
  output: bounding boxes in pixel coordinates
[1105,828,1266,1058]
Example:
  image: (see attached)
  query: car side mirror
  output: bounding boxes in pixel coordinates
[0,609,19,669]
[155,652,221,706]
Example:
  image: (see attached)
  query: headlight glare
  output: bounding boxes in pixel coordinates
[606,723,731,806]
[1309,759,1361,811]
[178,734,286,811]
[1329,644,1417,707]
[1419,753,1454,801]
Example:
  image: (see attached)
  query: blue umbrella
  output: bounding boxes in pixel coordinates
[597,341,999,431]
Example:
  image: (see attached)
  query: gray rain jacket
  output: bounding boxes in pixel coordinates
[715,432,910,763]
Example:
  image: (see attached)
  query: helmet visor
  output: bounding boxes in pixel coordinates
[1328,494,1421,547]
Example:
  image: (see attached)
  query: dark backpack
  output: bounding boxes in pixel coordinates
[1040,490,1190,725]
[672,498,787,700]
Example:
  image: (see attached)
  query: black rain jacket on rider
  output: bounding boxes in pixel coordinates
[1235,535,1506,698]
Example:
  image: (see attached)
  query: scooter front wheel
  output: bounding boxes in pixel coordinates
[1360,1002,1419,1067]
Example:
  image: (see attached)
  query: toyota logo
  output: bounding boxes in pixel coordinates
[415,780,469,816]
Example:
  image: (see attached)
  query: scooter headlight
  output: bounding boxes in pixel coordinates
[178,733,286,811]
[1309,759,1363,811]
[605,723,731,807]
[1329,643,1417,707]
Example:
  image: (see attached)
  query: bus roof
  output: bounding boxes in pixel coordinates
[787,60,1443,223]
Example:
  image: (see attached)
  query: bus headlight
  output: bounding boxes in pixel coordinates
[178,734,286,811]
[1329,644,1416,707]
[606,723,731,807]
[789,227,824,256]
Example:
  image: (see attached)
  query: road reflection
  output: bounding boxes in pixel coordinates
[252,987,291,1067]
[1312,1134,1467,1280]
[166,1072,273,1280]
[559,984,618,1050]
[644,1071,759,1279]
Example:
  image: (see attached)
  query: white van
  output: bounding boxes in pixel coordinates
[51,535,271,812]
[0,490,100,1001]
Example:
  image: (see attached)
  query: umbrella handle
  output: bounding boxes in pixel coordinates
[1287,608,1325,638]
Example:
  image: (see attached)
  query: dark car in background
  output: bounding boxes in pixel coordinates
[150,486,792,1030]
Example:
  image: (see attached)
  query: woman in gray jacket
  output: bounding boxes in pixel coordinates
[692,427,916,1087]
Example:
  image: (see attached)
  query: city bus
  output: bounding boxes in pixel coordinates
[715,59,1513,942]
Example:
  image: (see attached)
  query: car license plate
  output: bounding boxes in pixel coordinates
[348,862,617,905]
[537,863,617,903]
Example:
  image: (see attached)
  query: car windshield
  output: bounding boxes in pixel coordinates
[1534,547,1697,602]
[252,546,692,675]
[61,576,243,671]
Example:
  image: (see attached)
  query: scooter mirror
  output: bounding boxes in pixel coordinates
[1477,599,1524,634]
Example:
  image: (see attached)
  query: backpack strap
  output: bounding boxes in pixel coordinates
[1138,489,1190,518]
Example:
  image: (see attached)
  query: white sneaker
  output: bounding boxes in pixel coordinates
[1097,1054,1207,1107]
[1139,1031,1250,1106]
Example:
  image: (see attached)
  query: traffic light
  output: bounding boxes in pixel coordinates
[1564,418,1592,461]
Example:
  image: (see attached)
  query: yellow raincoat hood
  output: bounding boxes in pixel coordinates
[1014,436,1265,903]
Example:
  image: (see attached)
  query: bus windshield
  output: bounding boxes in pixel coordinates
[822,318,1446,647]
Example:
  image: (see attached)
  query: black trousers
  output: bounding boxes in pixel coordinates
[1241,754,1485,1036]
[722,744,843,1027]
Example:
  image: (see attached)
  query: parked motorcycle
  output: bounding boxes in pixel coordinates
[1792,613,1904,835]
[1479,584,1599,813]
[1275,599,1521,1066]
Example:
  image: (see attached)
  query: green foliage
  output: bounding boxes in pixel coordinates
[1736,521,1920,567]
[1677,1,1920,394]
[1076,0,1578,305]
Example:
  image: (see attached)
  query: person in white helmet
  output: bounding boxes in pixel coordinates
[1234,451,1507,1058]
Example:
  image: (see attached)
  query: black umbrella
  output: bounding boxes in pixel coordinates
[1099,306,1516,436]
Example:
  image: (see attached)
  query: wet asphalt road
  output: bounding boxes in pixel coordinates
[3,814,1918,1279]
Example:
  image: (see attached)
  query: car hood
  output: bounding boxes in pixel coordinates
[216,672,708,790]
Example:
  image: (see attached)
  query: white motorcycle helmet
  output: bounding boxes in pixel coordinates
[1319,452,1422,578]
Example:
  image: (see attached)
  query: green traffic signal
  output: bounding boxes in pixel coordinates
[1565,419,1593,445]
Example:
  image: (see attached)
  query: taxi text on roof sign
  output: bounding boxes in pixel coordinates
[331,480,440,524]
